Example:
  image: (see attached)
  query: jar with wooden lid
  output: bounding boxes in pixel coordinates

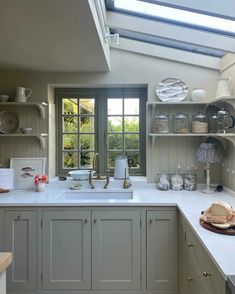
[152,113,169,133]
[192,113,208,133]
[172,113,189,134]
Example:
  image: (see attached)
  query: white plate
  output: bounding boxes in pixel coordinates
[156,78,188,102]
[0,111,19,134]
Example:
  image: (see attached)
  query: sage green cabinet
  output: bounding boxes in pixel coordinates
[0,209,4,251]
[4,210,37,290]
[92,211,141,290]
[146,210,178,291]
[42,211,91,290]
[179,215,226,294]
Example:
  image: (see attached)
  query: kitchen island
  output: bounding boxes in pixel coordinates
[0,178,234,294]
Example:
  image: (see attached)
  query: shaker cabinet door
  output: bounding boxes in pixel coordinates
[147,210,178,290]
[42,211,91,290]
[92,211,141,290]
[5,210,38,290]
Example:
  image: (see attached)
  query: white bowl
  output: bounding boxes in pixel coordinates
[0,95,9,102]
[20,127,32,134]
[68,170,94,181]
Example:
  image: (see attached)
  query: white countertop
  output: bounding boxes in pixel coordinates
[0,177,235,280]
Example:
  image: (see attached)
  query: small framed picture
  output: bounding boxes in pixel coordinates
[10,158,46,189]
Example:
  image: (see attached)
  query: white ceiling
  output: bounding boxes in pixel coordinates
[0,0,110,71]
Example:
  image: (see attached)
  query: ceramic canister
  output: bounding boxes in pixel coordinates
[114,156,129,179]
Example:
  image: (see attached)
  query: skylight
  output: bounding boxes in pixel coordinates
[112,0,235,35]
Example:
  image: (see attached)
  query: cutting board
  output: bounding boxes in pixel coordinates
[200,219,235,235]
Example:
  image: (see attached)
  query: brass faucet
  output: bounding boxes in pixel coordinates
[92,153,106,180]
[103,170,110,189]
[89,170,95,189]
[123,168,132,189]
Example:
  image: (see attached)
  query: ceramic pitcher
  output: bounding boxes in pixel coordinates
[15,86,32,102]
[216,77,231,98]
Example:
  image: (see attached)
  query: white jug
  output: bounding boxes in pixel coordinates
[114,156,129,179]
[15,87,32,102]
[216,77,231,98]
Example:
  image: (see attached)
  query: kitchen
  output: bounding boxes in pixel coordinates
[0,0,235,294]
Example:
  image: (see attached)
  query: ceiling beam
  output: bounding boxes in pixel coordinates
[111,38,220,70]
[107,12,235,53]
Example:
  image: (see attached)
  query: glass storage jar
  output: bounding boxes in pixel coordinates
[184,171,197,191]
[170,171,184,191]
[192,113,208,133]
[156,171,170,191]
[152,113,169,133]
[209,114,218,133]
[172,113,189,134]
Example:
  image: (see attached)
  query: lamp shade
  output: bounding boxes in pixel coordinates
[195,143,222,164]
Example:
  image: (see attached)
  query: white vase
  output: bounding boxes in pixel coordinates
[216,77,231,98]
[36,182,45,192]
[191,88,206,101]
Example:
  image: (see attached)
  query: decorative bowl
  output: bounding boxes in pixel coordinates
[0,95,10,102]
[20,127,32,134]
[68,170,95,181]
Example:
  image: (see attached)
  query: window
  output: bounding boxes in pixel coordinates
[55,88,146,176]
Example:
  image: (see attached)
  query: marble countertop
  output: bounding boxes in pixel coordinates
[0,177,235,280]
[0,253,12,274]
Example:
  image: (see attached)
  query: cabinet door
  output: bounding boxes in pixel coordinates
[42,211,91,290]
[147,210,178,290]
[0,209,4,251]
[92,211,141,290]
[5,210,37,290]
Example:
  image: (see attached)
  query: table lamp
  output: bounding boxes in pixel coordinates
[195,143,223,194]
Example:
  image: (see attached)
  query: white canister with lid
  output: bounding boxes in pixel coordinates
[114,156,129,179]
[191,88,206,101]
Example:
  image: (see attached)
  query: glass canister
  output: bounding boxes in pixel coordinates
[192,113,208,133]
[209,114,218,133]
[184,171,197,191]
[170,171,184,191]
[156,171,170,191]
[152,113,169,133]
[172,113,189,134]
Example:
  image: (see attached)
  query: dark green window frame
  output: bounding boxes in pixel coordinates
[55,87,146,176]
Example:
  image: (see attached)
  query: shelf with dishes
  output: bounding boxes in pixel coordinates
[0,133,48,149]
[0,101,48,119]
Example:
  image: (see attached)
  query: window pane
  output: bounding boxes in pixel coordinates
[108,116,123,132]
[80,134,95,150]
[124,99,139,115]
[125,134,139,150]
[79,99,95,115]
[124,117,139,132]
[79,117,94,133]
[108,134,123,150]
[63,116,78,133]
[63,152,78,169]
[63,98,78,115]
[108,151,123,168]
[125,151,140,168]
[63,135,78,150]
[108,99,123,115]
[80,151,93,168]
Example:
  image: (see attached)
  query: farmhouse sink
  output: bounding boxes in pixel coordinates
[61,189,133,200]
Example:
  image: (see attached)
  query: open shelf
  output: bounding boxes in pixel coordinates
[149,133,235,146]
[0,102,48,119]
[0,133,48,149]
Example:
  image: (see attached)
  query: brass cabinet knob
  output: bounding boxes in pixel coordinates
[187,242,194,247]
[202,271,211,277]
[93,218,97,223]
[187,277,194,281]
[84,218,88,224]
[149,218,153,223]
[17,213,22,219]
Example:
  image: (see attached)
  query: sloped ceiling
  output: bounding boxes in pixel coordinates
[0,0,110,71]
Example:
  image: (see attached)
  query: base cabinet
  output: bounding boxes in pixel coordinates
[146,210,178,290]
[4,210,38,290]
[179,215,226,294]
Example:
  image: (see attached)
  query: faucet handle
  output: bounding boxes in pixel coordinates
[103,170,110,189]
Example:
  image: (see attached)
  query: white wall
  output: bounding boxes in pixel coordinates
[0,49,220,182]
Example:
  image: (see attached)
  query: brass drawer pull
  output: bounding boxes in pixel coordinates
[187,242,194,247]
[17,213,23,219]
[202,271,211,277]
[187,277,194,281]
[93,218,97,223]
[149,218,153,224]
[84,218,88,224]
